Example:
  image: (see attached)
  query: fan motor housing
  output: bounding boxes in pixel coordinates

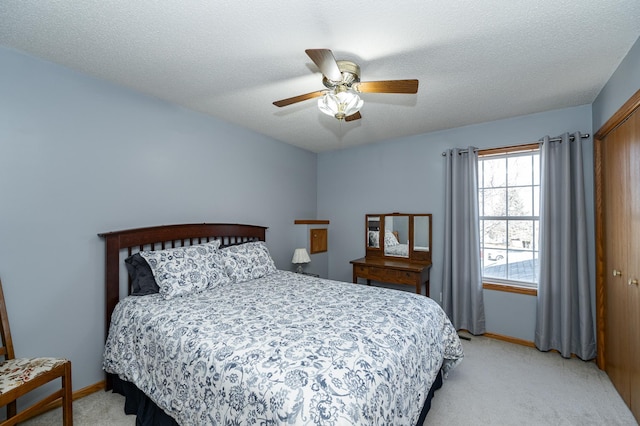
[323,60,361,89]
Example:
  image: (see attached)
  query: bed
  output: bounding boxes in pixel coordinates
[100,223,462,425]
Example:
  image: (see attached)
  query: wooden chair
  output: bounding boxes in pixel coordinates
[0,278,72,425]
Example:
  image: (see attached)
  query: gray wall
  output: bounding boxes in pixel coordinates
[0,46,317,395]
[593,37,640,131]
[317,104,593,342]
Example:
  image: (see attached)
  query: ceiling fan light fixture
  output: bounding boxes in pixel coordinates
[317,89,363,120]
[272,49,418,123]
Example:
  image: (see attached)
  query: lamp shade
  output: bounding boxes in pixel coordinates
[318,90,363,120]
[291,248,311,264]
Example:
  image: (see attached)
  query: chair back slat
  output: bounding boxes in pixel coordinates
[0,279,16,360]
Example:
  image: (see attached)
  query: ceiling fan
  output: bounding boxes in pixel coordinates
[273,49,419,122]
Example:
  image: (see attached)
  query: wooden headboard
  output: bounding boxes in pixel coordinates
[98,223,267,336]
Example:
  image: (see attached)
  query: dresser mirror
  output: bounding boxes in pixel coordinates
[366,216,381,249]
[365,213,432,263]
[384,215,409,258]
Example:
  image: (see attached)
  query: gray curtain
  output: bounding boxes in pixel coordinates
[535,132,596,360]
[443,147,486,334]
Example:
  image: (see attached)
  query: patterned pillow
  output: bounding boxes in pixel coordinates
[220,241,277,283]
[384,231,400,247]
[140,240,228,300]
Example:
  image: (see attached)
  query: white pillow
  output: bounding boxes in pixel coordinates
[140,240,228,300]
[220,241,277,283]
[384,231,400,246]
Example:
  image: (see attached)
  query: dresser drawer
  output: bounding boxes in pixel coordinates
[351,257,431,296]
[354,265,369,276]
[358,265,416,285]
[377,268,416,285]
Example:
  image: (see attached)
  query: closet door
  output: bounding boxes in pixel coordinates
[601,103,640,420]
[602,118,631,405]
[626,108,640,416]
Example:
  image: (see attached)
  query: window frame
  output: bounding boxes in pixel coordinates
[478,143,540,295]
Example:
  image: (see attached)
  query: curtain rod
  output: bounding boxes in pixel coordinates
[441,133,590,156]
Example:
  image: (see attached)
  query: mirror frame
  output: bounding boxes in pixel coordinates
[365,213,432,263]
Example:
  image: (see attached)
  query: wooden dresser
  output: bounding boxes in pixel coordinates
[350,256,431,296]
[352,213,433,296]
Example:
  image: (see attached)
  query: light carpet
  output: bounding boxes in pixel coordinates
[21,335,637,425]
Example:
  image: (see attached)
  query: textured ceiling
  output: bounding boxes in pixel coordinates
[1,1,639,152]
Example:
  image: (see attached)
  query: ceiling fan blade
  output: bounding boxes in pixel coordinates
[273,90,325,107]
[354,79,419,94]
[345,111,362,122]
[305,49,342,82]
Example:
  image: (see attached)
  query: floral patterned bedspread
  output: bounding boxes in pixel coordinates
[104,271,463,425]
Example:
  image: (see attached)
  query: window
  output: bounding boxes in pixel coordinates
[478,145,539,289]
